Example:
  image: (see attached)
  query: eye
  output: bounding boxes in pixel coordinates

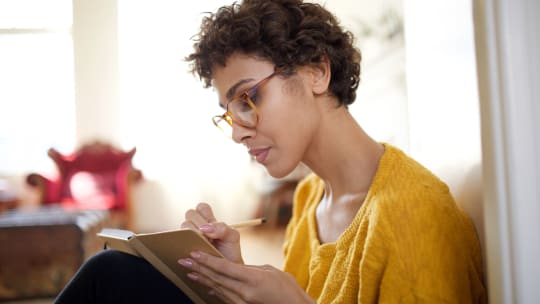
[246,87,261,104]
[233,93,253,112]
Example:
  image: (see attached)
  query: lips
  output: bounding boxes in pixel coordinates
[249,148,270,163]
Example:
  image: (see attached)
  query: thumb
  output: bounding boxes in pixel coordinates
[199,222,240,243]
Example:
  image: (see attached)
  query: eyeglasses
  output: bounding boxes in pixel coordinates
[212,70,281,137]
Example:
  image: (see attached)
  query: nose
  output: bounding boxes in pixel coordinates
[231,122,256,144]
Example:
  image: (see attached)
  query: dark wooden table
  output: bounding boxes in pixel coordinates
[0,206,109,301]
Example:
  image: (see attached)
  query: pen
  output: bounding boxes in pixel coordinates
[229,217,266,229]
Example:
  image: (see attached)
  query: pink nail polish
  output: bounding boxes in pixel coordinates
[199,224,214,233]
[178,259,192,267]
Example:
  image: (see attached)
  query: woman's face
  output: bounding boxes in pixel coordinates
[212,53,321,178]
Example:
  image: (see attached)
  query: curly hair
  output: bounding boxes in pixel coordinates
[186,0,361,107]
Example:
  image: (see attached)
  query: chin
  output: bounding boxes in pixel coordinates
[264,163,297,179]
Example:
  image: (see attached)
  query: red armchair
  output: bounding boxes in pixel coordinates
[26,141,143,229]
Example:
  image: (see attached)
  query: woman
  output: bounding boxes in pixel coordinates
[55,0,486,303]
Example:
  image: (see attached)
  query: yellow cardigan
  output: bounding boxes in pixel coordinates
[283,144,486,303]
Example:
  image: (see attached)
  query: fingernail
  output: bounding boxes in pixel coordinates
[187,272,198,280]
[178,259,192,267]
[191,251,202,259]
[199,224,214,233]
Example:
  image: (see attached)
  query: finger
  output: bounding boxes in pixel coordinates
[200,222,240,243]
[187,271,247,304]
[184,208,210,227]
[180,220,198,230]
[191,251,249,282]
[196,202,217,223]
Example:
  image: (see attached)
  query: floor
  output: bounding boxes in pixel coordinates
[239,226,286,267]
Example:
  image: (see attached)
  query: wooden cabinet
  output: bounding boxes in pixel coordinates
[0,207,109,301]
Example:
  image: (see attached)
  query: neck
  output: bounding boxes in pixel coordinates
[302,105,384,202]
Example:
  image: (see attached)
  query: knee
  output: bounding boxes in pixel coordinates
[88,249,134,263]
[83,250,142,276]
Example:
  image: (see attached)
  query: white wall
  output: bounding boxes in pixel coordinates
[319,0,409,151]
[403,0,484,246]
[115,0,261,231]
[72,0,122,145]
[474,0,540,302]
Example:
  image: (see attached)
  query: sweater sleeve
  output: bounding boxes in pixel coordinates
[371,182,486,303]
[356,146,486,303]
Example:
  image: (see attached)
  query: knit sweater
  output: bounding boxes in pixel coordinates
[282,144,486,303]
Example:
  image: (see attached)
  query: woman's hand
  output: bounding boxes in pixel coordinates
[178,251,315,304]
[181,202,243,264]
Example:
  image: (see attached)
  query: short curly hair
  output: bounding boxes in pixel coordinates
[186,0,362,107]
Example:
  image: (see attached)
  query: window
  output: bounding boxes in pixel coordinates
[0,0,75,175]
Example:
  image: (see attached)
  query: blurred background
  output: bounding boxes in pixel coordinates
[0,0,538,303]
[0,0,481,232]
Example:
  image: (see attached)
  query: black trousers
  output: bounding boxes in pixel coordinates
[54,249,193,304]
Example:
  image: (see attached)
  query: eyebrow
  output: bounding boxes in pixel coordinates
[218,78,255,109]
[226,78,255,99]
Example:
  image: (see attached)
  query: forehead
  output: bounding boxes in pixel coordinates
[212,53,275,106]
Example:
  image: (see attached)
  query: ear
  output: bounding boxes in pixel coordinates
[308,57,331,95]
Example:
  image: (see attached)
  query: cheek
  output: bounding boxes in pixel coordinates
[261,95,310,145]
[264,126,311,178]
[259,98,316,177]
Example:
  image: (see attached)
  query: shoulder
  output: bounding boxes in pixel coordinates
[367,146,483,275]
[373,144,454,203]
[370,144,465,231]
